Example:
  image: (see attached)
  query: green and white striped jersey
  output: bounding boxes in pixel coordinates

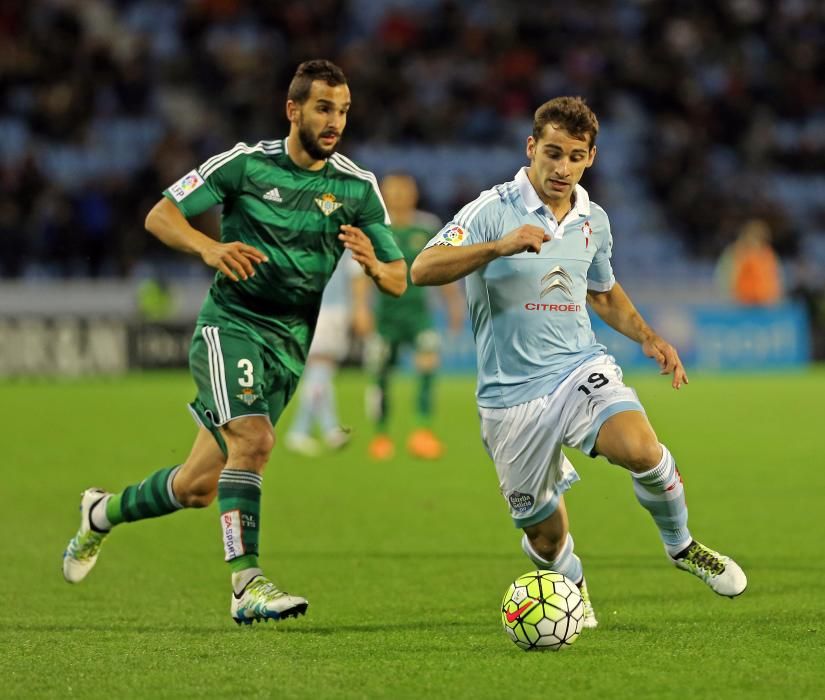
[376,211,441,336]
[163,137,403,372]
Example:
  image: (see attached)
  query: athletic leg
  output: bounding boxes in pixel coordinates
[521,495,597,628]
[190,323,309,621]
[478,395,597,628]
[366,335,397,460]
[284,358,325,456]
[63,426,225,584]
[310,358,349,449]
[595,411,692,553]
[415,351,437,423]
[218,415,272,580]
[407,331,444,459]
[286,304,350,454]
[596,410,747,597]
[218,415,308,623]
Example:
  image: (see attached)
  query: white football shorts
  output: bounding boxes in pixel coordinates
[478,354,645,528]
[308,307,350,361]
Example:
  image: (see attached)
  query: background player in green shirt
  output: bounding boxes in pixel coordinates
[362,174,464,460]
[62,60,406,624]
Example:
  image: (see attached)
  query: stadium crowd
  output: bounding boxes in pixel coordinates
[1,0,824,280]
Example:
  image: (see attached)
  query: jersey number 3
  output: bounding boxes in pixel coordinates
[237,359,254,387]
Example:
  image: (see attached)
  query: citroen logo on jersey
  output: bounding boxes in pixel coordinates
[540,266,573,298]
[314,192,343,216]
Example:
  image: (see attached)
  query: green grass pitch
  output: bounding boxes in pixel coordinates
[2,368,824,698]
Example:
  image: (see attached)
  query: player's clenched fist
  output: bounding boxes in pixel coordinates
[494,225,551,257]
[201,241,268,282]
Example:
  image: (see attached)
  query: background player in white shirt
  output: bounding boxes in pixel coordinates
[411,96,747,628]
[285,250,366,456]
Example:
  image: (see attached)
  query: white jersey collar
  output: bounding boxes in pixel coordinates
[515,167,591,218]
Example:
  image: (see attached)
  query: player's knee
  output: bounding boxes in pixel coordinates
[253,429,276,460]
[528,531,566,563]
[598,412,662,472]
[414,351,439,373]
[175,476,217,508]
[230,429,275,469]
[620,434,663,473]
[179,487,216,508]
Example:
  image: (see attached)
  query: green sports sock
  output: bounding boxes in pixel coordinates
[105,494,122,525]
[416,372,434,425]
[218,469,262,573]
[106,466,183,526]
[375,371,390,431]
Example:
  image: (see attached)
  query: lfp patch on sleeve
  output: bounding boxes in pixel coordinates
[436,225,466,246]
[169,170,205,202]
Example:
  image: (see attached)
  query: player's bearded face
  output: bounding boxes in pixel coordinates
[298,113,340,160]
[291,81,350,163]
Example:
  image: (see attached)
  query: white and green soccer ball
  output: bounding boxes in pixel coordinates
[501,570,584,651]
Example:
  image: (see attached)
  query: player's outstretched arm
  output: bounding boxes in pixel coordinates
[339,224,407,297]
[411,225,550,286]
[145,198,268,281]
[587,282,689,389]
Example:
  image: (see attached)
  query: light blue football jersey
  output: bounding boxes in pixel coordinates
[425,167,615,408]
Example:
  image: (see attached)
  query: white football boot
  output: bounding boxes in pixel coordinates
[231,575,309,625]
[671,540,747,597]
[284,432,323,457]
[577,577,599,629]
[324,426,352,450]
[63,488,110,583]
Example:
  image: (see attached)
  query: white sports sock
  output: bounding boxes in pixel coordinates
[89,495,112,532]
[631,443,692,557]
[291,362,336,436]
[312,363,338,434]
[521,533,583,585]
[232,567,264,596]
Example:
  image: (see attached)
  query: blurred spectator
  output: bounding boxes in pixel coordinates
[729,219,783,306]
[1,1,823,279]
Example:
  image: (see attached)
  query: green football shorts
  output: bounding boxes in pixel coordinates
[188,323,300,454]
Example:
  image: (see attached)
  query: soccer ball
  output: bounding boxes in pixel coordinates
[501,570,584,651]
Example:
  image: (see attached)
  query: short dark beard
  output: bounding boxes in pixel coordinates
[298,122,337,161]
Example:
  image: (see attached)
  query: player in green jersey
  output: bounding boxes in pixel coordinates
[62,60,406,625]
[362,174,464,460]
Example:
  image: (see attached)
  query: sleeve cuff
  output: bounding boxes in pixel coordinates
[587,276,615,293]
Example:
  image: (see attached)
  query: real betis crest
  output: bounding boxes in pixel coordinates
[236,388,259,406]
[314,192,343,216]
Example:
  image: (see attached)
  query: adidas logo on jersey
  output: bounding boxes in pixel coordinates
[263,188,282,203]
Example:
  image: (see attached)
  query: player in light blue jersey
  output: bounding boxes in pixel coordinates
[412,97,747,628]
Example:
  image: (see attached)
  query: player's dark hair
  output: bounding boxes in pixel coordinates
[287,60,348,104]
[533,97,599,148]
